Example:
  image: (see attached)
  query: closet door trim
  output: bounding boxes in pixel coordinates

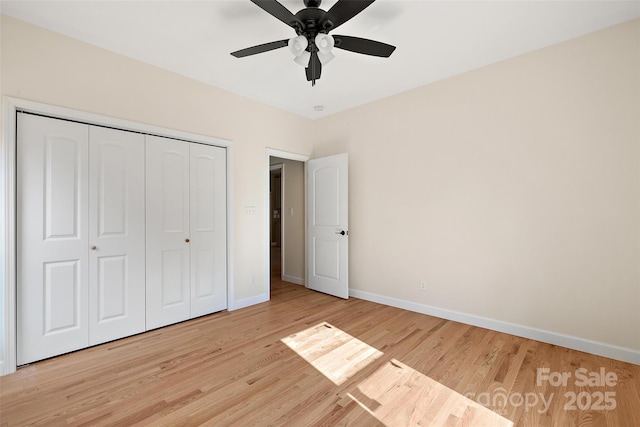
[1,97,233,376]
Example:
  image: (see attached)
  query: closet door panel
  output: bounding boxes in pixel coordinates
[190,143,227,317]
[146,135,190,329]
[88,126,146,345]
[17,113,90,365]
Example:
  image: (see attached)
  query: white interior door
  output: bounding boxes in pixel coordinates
[189,143,227,317]
[17,113,90,365]
[306,153,349,299]
[145,135,190,329]
[88,126,146,345]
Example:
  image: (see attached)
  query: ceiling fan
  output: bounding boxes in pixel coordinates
[230,0,396,86]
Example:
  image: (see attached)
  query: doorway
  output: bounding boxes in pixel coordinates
[267,153,307,293]
[270,164,283,282]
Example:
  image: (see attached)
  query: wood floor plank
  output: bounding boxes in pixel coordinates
[1,279,639,426]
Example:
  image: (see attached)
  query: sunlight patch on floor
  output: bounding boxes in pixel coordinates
[348,358,514,426]
[282,323,513,425]
[281,322,383,386]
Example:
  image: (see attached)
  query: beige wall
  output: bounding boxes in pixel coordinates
[313,19,640,352]
[2,14,638,365]
[282,159,305,282]
[0,15,313,305]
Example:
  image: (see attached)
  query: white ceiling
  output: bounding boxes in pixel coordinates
[1,0,639,119]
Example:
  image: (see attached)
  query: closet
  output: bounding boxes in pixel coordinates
[145,136,227,330]
[16,112,227,365]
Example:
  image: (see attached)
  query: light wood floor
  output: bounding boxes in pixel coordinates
[1,277,638,426]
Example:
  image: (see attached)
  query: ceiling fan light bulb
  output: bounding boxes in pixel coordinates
[288,36,308,56]
[294,51,311,67]
[318,51,335,65]
[315,34,335,54]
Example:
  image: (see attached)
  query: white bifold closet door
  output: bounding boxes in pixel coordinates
[17,113,146,365]
[189,142,227,317]
[17,114,89,365]
[88,126,146,345]
[145,136,227,330]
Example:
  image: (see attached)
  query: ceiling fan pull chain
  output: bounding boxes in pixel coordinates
[312,56,317,86]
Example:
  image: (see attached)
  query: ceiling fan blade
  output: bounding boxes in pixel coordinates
[320,0,375,31]
[230,39,289,58]
[333,35,396,57]
[305,51,322,82]
[251,0,305,30]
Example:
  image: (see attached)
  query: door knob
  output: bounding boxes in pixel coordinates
[185,238,190,243]
[90,246,97,250]
[335,230,347,236]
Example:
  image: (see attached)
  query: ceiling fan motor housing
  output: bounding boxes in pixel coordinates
[293,7,332,52]
[295,8,330,33]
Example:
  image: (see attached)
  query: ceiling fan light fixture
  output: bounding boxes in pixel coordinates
[315,33,334,54]
[288,35,308,56]
[294,50,311,67]
[317,51,335,65]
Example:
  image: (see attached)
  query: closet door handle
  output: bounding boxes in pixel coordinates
[90,246,97,250]
[185,238,190,243]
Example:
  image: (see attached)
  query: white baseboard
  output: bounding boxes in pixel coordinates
[282,275,304,285]
[349,288,640,365]
[231,293,269,311]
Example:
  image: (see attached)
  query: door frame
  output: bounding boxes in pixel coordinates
[0,97,234,376]
[265,149,309,296]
